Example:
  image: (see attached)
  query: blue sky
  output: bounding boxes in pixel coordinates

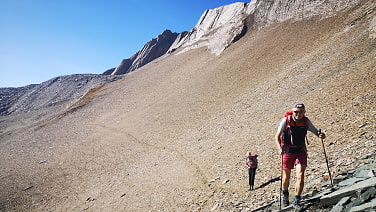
[0,0,249,88]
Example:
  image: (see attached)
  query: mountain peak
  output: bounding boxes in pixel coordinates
[169,2,250,55]
[109,29,179,75]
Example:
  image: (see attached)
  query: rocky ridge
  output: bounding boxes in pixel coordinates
[0,84,37,115]
[101,0,366,77]
[0,74,121,115]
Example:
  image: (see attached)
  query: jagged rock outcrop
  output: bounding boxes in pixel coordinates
[168,2,251,56]
[108,30,179,75]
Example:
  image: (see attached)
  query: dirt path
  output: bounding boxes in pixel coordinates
[69,121,216,211]
[88,122,209,184]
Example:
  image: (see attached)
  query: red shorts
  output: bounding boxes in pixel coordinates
[282,152,307,170]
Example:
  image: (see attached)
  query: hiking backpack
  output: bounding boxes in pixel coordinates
[246,154,258,169]
[280,111,310,153]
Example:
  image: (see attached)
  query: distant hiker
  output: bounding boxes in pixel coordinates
[246,152,258,190]
[275,103,326,208]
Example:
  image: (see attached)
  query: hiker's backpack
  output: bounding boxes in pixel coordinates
[280,111,309,153]
[246,154,258,169]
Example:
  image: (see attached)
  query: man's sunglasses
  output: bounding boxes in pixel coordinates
[293,110,305,114]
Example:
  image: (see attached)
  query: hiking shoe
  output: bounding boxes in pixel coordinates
[282,190,289,207]
[292,195,301,209]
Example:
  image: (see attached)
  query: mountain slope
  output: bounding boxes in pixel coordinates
[0,0,375,211]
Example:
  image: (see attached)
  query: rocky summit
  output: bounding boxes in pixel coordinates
[0,0,375,211]
[107,30,180,75]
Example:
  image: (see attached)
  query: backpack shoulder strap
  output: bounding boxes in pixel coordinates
[285,114,295,127]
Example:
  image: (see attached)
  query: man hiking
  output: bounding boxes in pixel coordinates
[275,103,326,208]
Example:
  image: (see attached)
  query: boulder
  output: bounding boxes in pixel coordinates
[320,177,376,206]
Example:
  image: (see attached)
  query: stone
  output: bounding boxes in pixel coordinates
[211,203,219,211]
[345,187,376,210]
[320,177,376,206]
[349,197,376,212]
[355,169,375,178]
[222,179,230,184]
[24,185,34,191]
[334,174,347,180]
[360,187,376,203]
[338,177,364,187]
[330,196,351,212]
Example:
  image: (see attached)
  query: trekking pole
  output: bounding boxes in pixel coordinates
[319,129,333,188]
[279,151,284,211]
[280,152,283,211]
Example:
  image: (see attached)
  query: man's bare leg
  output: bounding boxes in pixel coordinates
[282,169,291,190]
[295,164,306,196]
